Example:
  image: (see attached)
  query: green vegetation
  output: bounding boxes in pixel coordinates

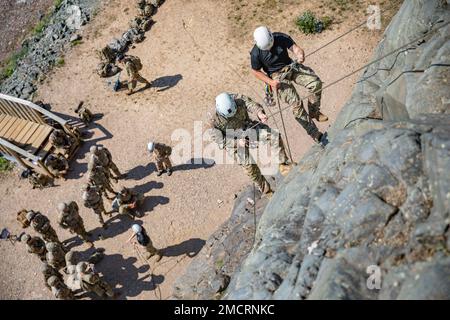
[0,157,14,172]
[0,46,28,81]
[56,57,65,66]
[54,0,64,9]
[71,40,84,47]
[296,11,333,34]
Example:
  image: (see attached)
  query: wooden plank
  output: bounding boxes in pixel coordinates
[8,119,28,142]
[0,114,12,129]
[0,114,6,124]
[4,119,27,139]
[27,126,46,148]
[19,123,40,145]
[31,125,52,148]
[36,140,53,158]
[15,122,35,143]
[0,117,18,137]
[0,137,40,162]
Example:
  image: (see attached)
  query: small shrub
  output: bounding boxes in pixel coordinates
[296,11,333,34]
[0,47,28,80]
[71,40,84,46]
[0,157,14,172]
[56,57,65,66]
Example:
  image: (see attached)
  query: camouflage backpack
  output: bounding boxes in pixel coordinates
[98,46,116,64]
[127,55,143,71]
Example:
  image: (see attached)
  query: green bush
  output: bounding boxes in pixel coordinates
[296,11,333,34]
[0,157,14,172]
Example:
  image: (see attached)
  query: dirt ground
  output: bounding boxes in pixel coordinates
[0,0,397,299]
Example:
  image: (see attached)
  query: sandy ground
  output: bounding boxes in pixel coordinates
[0,0,395,299]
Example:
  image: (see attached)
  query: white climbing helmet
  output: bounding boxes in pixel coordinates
[132,224,142,234]
[215,93,237,118]
[147,142,155,152]
[254,26,274,51]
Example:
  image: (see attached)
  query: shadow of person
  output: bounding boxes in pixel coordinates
[172,158,215,172]
[125,163,157,181]
[134,180,164,194]
[151,74,183,92]
[141,195,170,213]
[161,238,206,258]
[93,253,164,299]
[88,214,141,241]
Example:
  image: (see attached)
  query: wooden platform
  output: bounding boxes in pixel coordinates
[0,114,53,157]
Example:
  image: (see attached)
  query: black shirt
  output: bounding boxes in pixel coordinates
[250,32,295,77]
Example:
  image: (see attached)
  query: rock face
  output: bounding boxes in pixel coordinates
[174,0,450,300]
[0,0,100,99]
[173,186,270,299]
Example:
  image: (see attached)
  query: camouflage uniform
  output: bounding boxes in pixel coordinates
[46,242,67,270]
[137,0,155,17]
[112,187,144,216]
[48,276,74,300]
[49,129,76,156]
[27,211,61,243]
[76,105,93,124]
[82,184,107,227]
[271,64,323,140]
[21,234,47,262]
[26,171,54,189]
[90,146,122,179]
[17,209,30,228]
[208,94,289,193]
[41,262,63,292]
[45,154,69,178]
[87,162,117,198]
[150,143,173,174]
[123,55,150,93]
[57,201,90,243]
[77,262,114,298]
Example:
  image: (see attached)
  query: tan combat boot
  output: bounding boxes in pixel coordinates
[279,163,293,176]
[311,111,328,122]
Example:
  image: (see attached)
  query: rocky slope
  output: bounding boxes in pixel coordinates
[174,0,450,300]
[0,0,100,99]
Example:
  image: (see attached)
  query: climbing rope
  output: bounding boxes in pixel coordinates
[133,243,162,300]
[252,183,257,244]
[246,20,449,133]
[275,91,294,163]
[305,0,403,58]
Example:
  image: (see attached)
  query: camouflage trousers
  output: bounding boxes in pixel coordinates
[144,240,160,259]
[225,123,288,193]
[128,72,149,90]
[41,227,60,243]
[108,162,122,178]
[71,223,90,242]
[272,64,322,137]
[90,201,106,225]
[155,156,172,172]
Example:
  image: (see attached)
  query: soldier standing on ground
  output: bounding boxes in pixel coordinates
[89,145,124,180]
[49,129,76,156]
[26,210,61,243]
[87,161,117,199]
[45,154,69,179]
[112,186,144,218]
[126,224,162,261]
[250,26,328,143]
[47,276,75,300]
[76,262,115,299]
[21,233,47,262]
[57,202,92,245]
[82,184,108,229]
[41,262,64,292]
[116,53,151,95]
[46,242,67,270]
[147,141,173,176]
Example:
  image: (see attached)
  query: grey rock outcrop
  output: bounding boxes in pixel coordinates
[0,0,100,100]
[174,0,450,300]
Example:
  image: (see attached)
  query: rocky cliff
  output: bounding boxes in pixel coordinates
[174,0,450,300]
